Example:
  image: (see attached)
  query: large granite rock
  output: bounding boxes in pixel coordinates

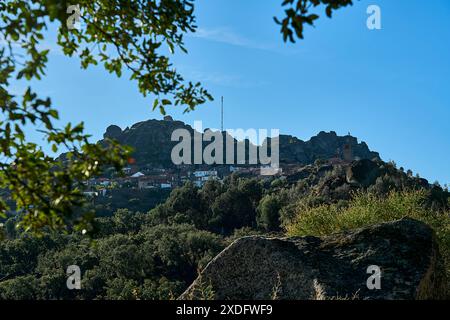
[346,159,381,186]
[97,119,380,168]
[180,218,447,300]
[276,131,380,165]
[103,125,123,139]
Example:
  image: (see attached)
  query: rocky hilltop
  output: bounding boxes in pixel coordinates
[99,118,380,167]
[181,218,447,300]
[102,118,191,167]
[277,131,379,164]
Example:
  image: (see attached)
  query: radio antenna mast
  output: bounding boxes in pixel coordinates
[221,96,224,132]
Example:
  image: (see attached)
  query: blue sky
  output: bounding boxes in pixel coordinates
[24,0,450,185]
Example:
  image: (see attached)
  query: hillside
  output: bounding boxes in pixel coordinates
[1,118,448,300]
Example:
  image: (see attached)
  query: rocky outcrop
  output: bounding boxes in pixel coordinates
[180,218,447,300]
[99,119,195,168]
[346,159,381,186]
[276,131,380,165]
[103,125,123,139]
[98,119,380,168]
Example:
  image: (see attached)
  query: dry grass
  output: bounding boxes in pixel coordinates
[287,190,450,294]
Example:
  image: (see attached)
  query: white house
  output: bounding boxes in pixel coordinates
[193,170,218,178]
[193,170,218,187]
[131,171,145,178]
[83,191,98,197]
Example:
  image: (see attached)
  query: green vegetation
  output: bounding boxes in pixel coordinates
[149,178,263,235]
[0,160,448,299]
[90,188,171,217]
[286,190,450,281]
[0,221,224,300]
[257,194,283,231]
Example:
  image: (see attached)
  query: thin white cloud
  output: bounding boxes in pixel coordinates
[191,27,305,56]
[192,27,274,51]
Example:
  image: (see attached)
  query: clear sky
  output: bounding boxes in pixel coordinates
[23,0,450,185]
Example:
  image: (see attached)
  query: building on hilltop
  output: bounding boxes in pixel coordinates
[137,174,176,189]
[193,170,218,187]
[131,171,145,178]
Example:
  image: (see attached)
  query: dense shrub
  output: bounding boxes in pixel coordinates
[0,222,224,300]
[257,194,282,231]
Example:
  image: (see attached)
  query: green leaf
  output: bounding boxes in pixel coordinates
[152,99,159,110]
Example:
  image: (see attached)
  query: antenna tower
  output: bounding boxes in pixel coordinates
[221,96,224,132]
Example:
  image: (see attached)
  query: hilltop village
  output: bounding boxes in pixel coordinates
[81,117,377,197]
